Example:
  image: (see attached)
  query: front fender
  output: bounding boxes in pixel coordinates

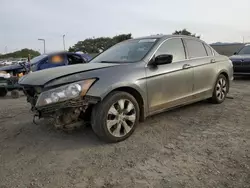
[86,79,148,120]
[87,80,147,102]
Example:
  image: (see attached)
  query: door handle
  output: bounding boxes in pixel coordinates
[182,64,192,69]
[211,59,216,63]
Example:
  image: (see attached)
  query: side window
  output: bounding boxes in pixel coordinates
[40,57,49,64]
[67,54,84,65]
[37,57,49,66]
[49,54,65,64]
[204,44,213,56]
[36,57,49,71]
[31,57,48,71]
[155,38,186,62]
[38,55,66,71]
[185,39,207,58]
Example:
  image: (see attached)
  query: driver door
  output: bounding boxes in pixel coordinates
[146,38,194,114]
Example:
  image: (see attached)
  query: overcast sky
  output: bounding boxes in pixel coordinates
[1,0,250,53]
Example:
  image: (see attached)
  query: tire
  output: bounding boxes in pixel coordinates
[210,74,229,104]
[91,91,140,143]
[0,88,7,97]
[11,90,20,99]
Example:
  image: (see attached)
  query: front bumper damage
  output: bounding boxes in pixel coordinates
[32,95,100,131]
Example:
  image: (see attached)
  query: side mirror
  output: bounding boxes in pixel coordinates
[154,54,173,65]
[234,52,238,55]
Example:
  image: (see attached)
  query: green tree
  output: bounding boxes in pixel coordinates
[68,46,74,52]
[112,34,132,44]
[173,29,200,38]
[69,34,132,53]
[0,49,40,59]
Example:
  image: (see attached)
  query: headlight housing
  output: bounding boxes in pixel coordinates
[36,79,95,107]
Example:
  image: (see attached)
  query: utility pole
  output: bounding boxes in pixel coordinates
[243,36,245,44]
[38,38,46,54]
[63,34,65,51]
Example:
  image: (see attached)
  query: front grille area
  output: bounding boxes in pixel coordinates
[37,96,100,115]
[38,98,86,113]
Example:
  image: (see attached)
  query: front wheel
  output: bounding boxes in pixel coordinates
[91,91,139,143]
[11,90,20,99]
[0,88,7,97]
[210,74,229,104]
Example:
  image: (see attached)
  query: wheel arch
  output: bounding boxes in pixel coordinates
[217,70,230,88]
[105,86,146,122]
[219,71,229,82]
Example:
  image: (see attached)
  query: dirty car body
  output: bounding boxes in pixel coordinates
[19,35,233,142]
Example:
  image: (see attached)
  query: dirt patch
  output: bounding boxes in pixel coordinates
[0,80,249,188]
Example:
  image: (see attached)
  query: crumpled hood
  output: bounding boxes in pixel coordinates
[19,63,118,86]
[0,64,25,72]
[229,54,250,61]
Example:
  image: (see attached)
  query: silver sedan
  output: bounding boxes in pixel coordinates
[20,35,233,142]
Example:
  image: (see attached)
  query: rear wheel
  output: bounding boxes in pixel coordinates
[211,74,228,104]
[0,88,7,97]
[91,91,139,143]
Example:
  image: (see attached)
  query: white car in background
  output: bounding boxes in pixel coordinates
[12,58,28,65]
[0,60,12,66]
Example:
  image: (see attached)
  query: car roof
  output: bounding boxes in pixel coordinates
[131,35,208,46]
[133,34,202,41]
[42,51,88,56]
[43,51,72,55]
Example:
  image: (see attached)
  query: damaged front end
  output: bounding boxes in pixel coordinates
[23,79,99,131]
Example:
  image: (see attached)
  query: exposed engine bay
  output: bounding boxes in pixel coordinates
[23,86,99,131]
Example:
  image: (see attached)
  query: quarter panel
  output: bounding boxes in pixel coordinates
[191,55,233,99]
[189,57,218,97]
[216,56,234,85]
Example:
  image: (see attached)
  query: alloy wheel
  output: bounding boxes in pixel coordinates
[216,77,227,101]
[106,99,136,137]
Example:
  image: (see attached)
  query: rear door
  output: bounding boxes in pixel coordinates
[183,39,217,99]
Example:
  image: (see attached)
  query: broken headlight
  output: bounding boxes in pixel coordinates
[36,79,95,107]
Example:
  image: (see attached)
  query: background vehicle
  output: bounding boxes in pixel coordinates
[19,35,233,142]
[229,44,250,75]
[0,52,91,98]
[0,60,12,66]
[0,52,91,73]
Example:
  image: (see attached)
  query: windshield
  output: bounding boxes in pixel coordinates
[238,45,250,55]
[30,54,48,64]
[91,39,158,63]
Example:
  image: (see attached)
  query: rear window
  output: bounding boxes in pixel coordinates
[185,39,207,58]
[204,44,213,56]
